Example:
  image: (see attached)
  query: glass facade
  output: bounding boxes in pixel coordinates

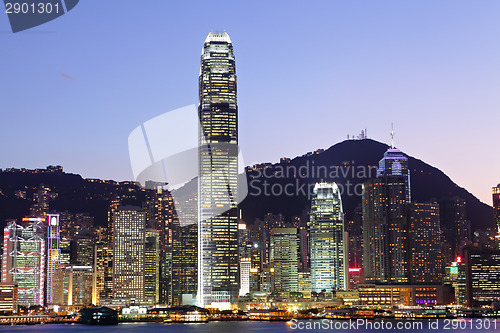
[198,32,239,307]
[112,206,146,304]
[309,182,346,292]
[1,218,45,306]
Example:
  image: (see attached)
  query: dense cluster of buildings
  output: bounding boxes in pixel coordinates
[0,32,499,315]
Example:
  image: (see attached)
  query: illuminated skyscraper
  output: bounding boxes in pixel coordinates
[93,243,113,305]
[270,228,298,293]
[1,218,45,306]
[363,147,410,284]
[112,206,146,304]
[145,229,160,305]
[409,202,443,284]
[198,31,239,307]
[46,214,60,305]
[309,183,347,292]
[493,184,500,236]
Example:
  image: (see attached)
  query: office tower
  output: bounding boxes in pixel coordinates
[238,222,252,259]
[466,249,500,306]
[443,256,467,306]
[93,243,113,305]
[64,266,93,306]
[198,31,239,307]
[363,147,410,284]
[309,183,347,292]
[409,202,443,284]
[239,257,251,296]
[171,216,198,306]
[439,196,471,259]
[46,214,61,305]
[298,270,311,294]
[112,206,146,304]
[377,146,411,202]
[493,184,500,239]
[1,218,45,306]
[270,228,299,293]
[145,229,160,305]
[298,226,309,271]
[0,283,18,314]
[60,237,71,266]
[72,234,94,266]
[143,186,175,305]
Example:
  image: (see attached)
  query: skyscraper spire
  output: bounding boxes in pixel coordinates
[391,122,395,149]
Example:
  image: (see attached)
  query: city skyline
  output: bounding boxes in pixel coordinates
[1,1,499,205]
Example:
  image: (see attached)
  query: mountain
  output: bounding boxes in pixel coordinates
[0,139,493,232]
[240,139,494,231]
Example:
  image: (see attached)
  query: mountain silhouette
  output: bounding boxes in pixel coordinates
[240,139,493,231]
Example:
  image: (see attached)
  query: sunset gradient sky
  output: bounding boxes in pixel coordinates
[1,0,499,205]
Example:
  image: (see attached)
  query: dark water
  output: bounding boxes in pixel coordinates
[2,319,499,332]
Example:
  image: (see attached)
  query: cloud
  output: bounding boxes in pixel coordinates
[59,72,76,81]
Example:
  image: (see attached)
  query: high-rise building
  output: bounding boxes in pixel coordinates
[2,218,45,306]
[493,184,500,240]
[443,256,467,306]
[309,183,347,292]
[46,214,61,305]
[409,202,443,284]
[270,228,298,293]
[239,257,251,297]
[363,147,410,284]
[72,234,94,266]
[466,249,500,306]
[64,266,93,306]
[145,229,160,305]
[198,31,239,307]
[112,206,146,304]
[171,218,197,306]
[439,196,471,259]
[93,243,113,305]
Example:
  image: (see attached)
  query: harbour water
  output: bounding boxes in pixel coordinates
[2,319,499,333]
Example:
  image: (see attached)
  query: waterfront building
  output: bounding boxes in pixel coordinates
[466,249,500,306]
[64,265,93,306]
[309,182,347,292]
[409,202,443,284]
[362,146,410,284]
[93,243,113,305]
[145,229,160,305]
[198,31,239,307]
[46,214,61,305]
[1,218,45,306]
[112,206,146,304]
[270,228,298,293]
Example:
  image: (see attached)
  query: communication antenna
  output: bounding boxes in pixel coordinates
[391,123,395,148]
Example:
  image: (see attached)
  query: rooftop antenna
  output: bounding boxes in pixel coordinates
[390,123,395,148]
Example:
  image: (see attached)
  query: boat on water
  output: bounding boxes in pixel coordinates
[161,306,210,323]
[79,306,119,325]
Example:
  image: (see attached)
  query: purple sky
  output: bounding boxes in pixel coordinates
[0,1,499,205]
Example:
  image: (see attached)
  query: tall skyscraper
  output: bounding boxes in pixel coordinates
[466,249,500,306]
[439,196,471,259]
[2,218,45,306]
[198,31,239,307]
[363,147,410,284]
[409,202,443,284]
[145,229,160,305]
[46,214,61,305]
[493,184,500,236]
[112,206,146,304]
[309,183,347,292]
[93,243,113,305]
[270,228,299,293]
